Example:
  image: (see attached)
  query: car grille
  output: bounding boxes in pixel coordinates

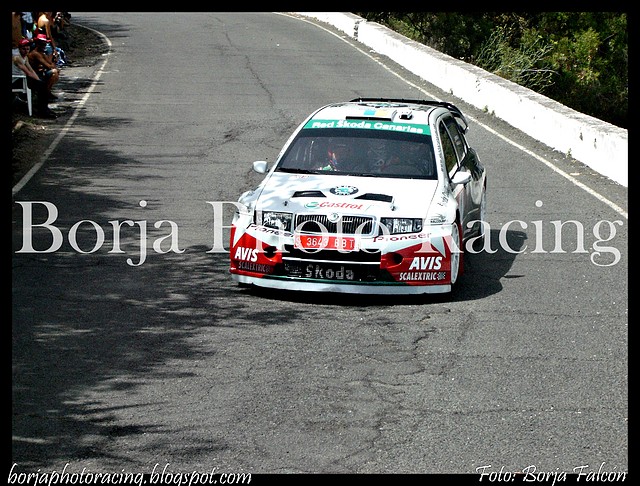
[294,214,375,236]
[277,214,386,282]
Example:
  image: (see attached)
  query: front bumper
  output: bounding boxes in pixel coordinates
[229,223,458,295]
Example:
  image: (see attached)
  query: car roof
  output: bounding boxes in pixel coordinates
[310,97,468,132]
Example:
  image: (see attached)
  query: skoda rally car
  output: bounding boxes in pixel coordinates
[229,98,486,294]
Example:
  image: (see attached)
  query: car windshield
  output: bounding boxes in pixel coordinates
[276,128,437,179]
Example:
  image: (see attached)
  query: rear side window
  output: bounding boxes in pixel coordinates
[443,115,467,161]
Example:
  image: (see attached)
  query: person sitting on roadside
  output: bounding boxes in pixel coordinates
[28,34,60,99]
[12,38,57,118]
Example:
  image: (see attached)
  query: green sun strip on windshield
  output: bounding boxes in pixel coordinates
[304,119,431,136]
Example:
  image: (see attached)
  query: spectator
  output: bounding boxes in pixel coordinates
[20,12,36,40]
[36,12,66,67]
[36,12,56,49]
[27,34,61,98]
[12,38,57,118]
[52,12,72,52]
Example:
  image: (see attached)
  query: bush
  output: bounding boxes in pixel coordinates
[356,12,627,128]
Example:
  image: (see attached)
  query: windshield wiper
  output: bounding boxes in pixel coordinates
[354,172,380,177]
[277,167,315,174]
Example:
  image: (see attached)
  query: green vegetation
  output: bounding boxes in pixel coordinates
[356,12,627,128]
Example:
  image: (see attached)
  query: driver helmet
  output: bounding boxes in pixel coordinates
[326,141,351,170]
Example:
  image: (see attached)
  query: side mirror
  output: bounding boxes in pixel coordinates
[253,161,268,174]
[451,171,472,186]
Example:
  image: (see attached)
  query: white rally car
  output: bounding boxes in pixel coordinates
[230,98,487,294]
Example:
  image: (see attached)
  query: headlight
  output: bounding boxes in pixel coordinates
[379,218,423,235]
[257,211,293,232]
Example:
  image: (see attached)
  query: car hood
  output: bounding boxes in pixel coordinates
[254,172,442,217]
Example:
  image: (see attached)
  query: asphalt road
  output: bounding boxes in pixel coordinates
[11,12,628,477]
